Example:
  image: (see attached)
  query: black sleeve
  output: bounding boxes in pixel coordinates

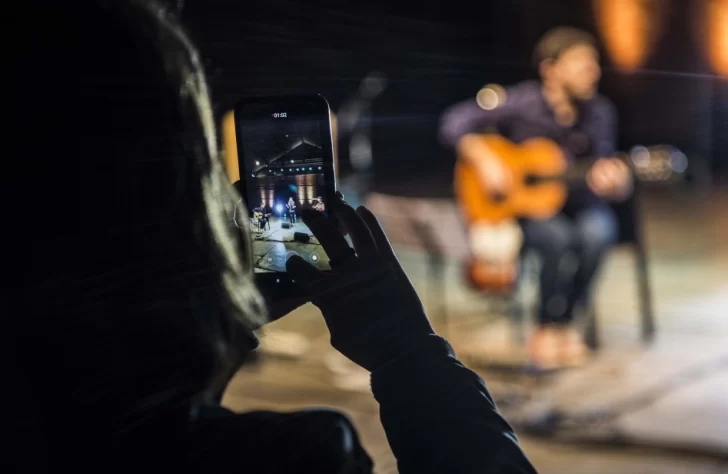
[439,82,528,148]
[371,335,537,474]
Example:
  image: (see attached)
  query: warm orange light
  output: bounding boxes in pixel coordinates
[594,0,665,71]
[706,0,728,76]
[330,110,339,173]
[222,109,239,182]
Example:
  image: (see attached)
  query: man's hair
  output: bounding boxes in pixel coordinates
[532,26,597,70]
[4,0,265,452]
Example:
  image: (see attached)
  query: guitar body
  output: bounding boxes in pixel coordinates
[455,135,569,223]
[454,135,569,292]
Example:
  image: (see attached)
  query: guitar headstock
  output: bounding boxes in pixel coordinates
[619,145,688,184]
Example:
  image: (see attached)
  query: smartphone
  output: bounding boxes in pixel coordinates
[233,94,337,288]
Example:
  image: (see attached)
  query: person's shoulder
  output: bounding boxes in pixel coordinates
[503,80,542,108]
[507,80,541,95]
[590,93,617,118]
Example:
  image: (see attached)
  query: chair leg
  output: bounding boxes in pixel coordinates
[416,222,449,336]
[584,303,600,351]
[509,299,528,346]
[635,242,656,344]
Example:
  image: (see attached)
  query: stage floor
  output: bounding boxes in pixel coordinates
[224,187,728,474]
[251,217,331,272]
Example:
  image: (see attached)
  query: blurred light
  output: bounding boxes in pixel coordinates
[318,166,322,170]
[255,161,260,165]
[276,204,283,213]
[707,0,728,76]
[360,72,388,99]
[476,84,506,110]
[290,160,295,163]
[251,173,255,177]
[309,167,312,170]
[670,150,689,173]
[311,254,319,263]
[594,0,666,72]
[630,145,650,167]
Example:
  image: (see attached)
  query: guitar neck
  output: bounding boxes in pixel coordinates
[524,162,589,187]
[525,156,630,187]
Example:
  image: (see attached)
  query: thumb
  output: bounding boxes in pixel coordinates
[286,255,324,292]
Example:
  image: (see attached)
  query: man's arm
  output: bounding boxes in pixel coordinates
[588,99,633,201]
[593,99,618,157]
[371,335,537,474]
[439,87,522,192]
[439,85,523,148]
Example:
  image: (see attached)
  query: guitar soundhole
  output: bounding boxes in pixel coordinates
[492,192,507,203]
[524,174,540,185]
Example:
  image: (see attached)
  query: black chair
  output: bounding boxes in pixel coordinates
[509,184,655,350]
[582,184,655,349]
[419,185,656,353]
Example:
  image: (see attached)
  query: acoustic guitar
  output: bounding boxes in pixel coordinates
[454,134,633,293]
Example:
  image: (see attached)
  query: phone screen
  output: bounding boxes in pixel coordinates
[234,95,336,274]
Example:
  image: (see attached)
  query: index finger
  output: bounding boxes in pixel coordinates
[302,209,355,267]
[331,199,378,259]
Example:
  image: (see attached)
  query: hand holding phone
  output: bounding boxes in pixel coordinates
[286,199,435,372]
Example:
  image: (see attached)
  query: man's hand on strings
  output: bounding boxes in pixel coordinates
[587,157,633,201]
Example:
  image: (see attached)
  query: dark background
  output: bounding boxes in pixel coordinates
[181,0,728,197]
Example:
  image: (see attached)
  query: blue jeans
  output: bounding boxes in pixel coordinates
[520,205,618,325]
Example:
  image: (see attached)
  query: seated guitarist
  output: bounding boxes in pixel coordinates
[252,202,270,231]
[440,27,632,369]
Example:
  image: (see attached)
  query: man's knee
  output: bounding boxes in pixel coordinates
[577,208,618,257]
[523,219,576,257]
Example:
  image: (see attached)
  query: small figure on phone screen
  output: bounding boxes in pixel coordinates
[313,196,325,212]
[286,197,297,224]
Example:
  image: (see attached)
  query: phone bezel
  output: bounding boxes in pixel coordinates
[233,94,337,294]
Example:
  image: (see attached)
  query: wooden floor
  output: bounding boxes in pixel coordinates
[223,186,728,474]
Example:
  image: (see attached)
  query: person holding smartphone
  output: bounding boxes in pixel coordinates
[6,1,536,473]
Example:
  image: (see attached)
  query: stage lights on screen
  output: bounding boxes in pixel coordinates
[256,162,323,176]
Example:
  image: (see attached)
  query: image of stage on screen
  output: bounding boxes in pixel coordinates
[240,114,331,273]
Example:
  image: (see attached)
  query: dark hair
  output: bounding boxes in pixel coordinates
[4,0,264,451]
[532,26,597,70]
